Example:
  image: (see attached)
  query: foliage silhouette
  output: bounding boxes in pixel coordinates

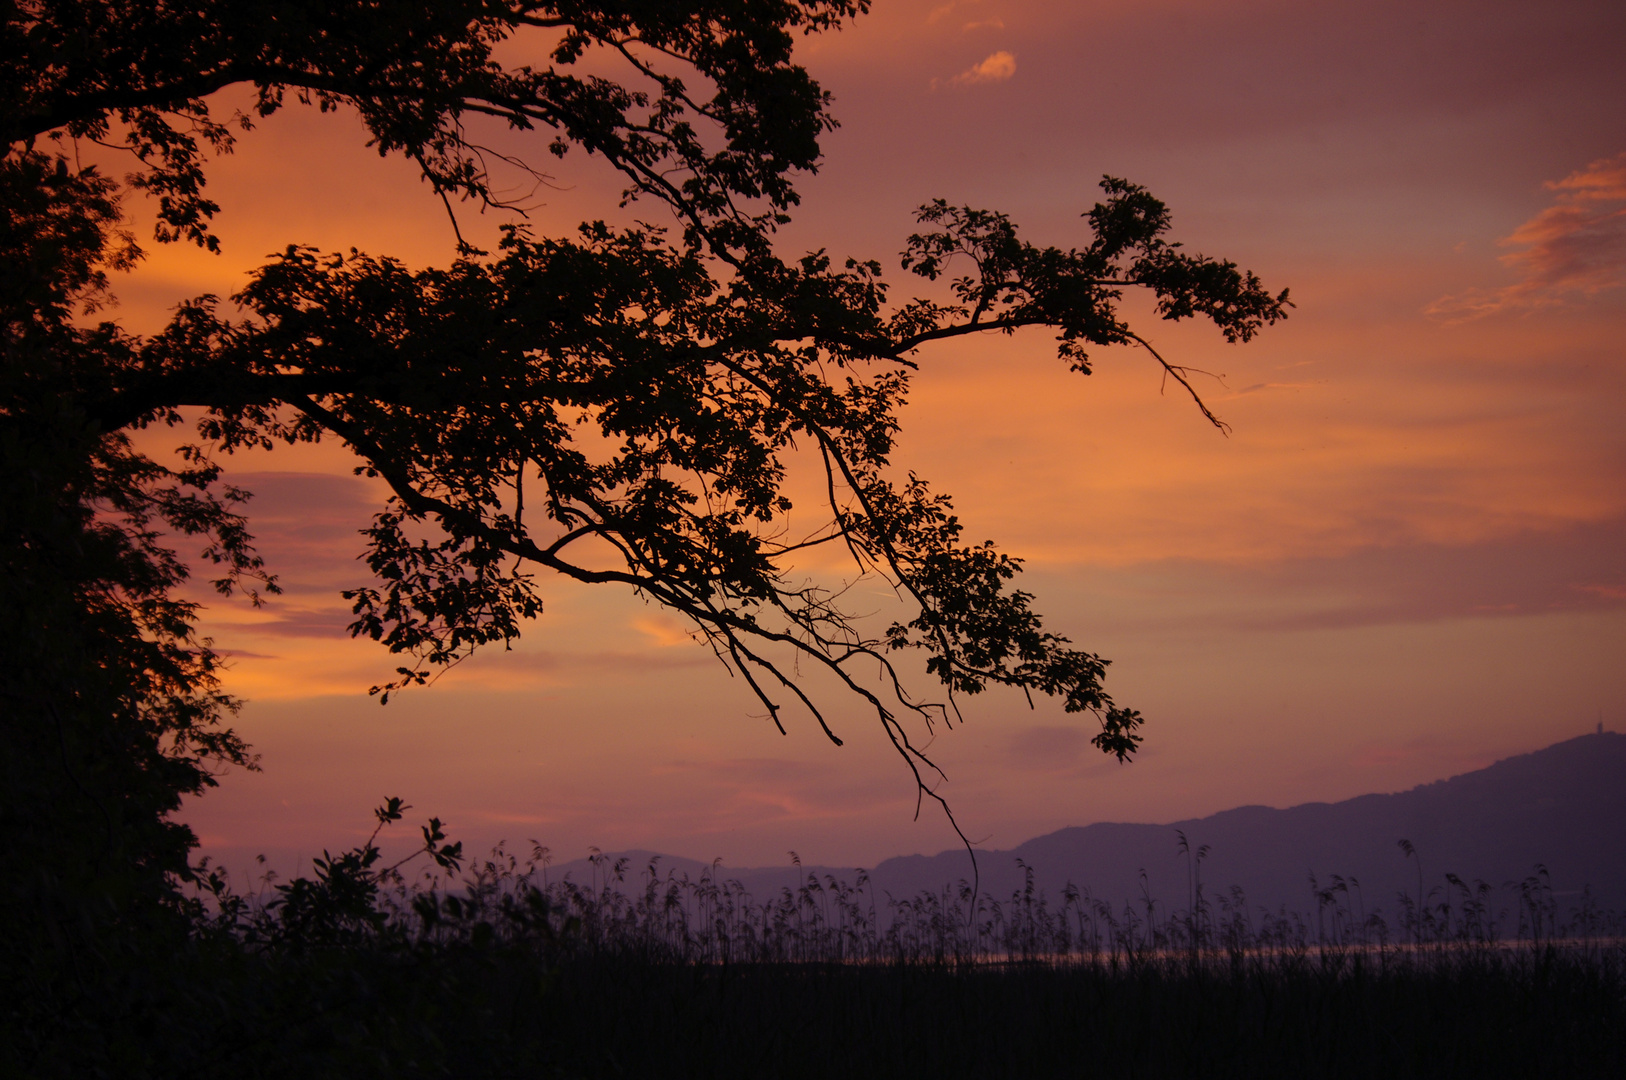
[1,0,1290,963]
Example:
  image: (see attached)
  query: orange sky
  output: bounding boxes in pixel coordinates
[101,0,1626,878]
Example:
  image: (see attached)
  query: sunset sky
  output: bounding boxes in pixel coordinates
[109,0,1626,878]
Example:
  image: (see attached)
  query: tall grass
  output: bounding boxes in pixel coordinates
[212,836,1622,970]
[11,828,1624,1079]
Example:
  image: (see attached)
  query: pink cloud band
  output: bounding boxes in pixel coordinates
[1428,151,1626,320]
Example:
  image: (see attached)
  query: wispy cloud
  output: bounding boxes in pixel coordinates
[1428,152,1626,320]
[927,0,986,25]
[633,615,697,648]
[942,50,1016,88]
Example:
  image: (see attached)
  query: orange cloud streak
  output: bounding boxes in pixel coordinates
[1428,152,1626,320]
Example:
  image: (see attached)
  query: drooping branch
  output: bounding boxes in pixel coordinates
[155,180,1285,779]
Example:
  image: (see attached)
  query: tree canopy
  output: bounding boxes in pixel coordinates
[1,0,1289,915]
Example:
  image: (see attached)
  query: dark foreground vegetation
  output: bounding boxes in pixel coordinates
[8,820,1623,1079]
[15,938,1622,1080]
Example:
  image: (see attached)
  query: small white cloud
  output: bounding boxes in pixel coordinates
[948,50,1016,87]
[1428,152,1626,321]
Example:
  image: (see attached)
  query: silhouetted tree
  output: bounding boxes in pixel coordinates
[1,0,1289,939]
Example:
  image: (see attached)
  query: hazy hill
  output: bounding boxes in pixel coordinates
[547,731,1626,917]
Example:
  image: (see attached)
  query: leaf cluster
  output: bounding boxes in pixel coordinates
[2,0,869,255]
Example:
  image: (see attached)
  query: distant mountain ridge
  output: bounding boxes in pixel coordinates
[547,732,1626,915]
